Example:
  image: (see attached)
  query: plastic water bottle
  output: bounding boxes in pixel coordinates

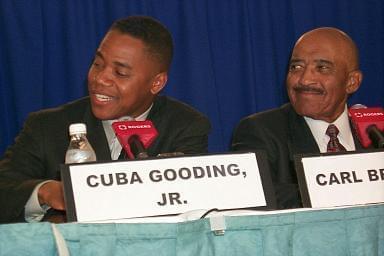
[65,123,97,164]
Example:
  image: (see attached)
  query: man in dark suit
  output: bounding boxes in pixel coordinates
[232,27,363,209]
[0,16,210,223]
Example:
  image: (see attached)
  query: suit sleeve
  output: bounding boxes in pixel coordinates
[231,117,302,209]
[0,112,49,223]
[232,117,278,181]
[232,117,276,152]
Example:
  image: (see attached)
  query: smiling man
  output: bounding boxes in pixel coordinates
[231,27,363,209]
[0,16,210,223]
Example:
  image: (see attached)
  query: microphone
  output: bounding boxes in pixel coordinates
[348,104,384,148]
[112,120,158,159]
[128,135,149,159]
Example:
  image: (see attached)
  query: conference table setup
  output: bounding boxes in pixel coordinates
[1,150,384,256]
[2,2,384,255]
[0,204,383,255]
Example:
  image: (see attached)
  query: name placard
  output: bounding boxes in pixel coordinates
[61,152,275,222]
[295,150,384,208]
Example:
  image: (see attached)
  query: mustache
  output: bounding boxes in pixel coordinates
[293,85,324,94]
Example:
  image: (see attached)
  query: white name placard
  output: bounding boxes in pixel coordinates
[296,151,384,208]
[61,152,267,222]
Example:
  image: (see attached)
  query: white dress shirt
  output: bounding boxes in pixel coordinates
[304,105,356,153]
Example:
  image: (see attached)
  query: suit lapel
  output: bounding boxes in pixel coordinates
[146,96,164,155]
[349,119,365,150]
[287,105,320,160]
[147,96,162,125]
[83,104,111,161]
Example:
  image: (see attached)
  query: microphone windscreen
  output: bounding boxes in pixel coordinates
[348,105,384,148]
[112,120,158,159]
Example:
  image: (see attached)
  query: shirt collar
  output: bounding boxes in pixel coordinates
[304,105,355,152]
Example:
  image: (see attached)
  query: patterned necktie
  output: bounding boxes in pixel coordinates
[326,124,346,152]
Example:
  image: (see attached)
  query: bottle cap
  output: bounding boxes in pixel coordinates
[69,123,87,135]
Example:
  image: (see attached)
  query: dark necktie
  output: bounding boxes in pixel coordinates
[118,149,127,159]
[326,124,346,152]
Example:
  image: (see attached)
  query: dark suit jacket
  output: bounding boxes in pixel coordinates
[231,103,363,209]
[0,95,210,223]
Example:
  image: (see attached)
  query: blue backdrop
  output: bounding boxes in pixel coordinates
[1,0,383,155]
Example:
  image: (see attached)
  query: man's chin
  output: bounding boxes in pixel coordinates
[91,107,117,120]
[292,105,320,119]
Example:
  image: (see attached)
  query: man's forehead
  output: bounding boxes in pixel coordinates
[290,57,334,66]
[291,46,335,61]
[295,30,353,56]
[293,37,344,57]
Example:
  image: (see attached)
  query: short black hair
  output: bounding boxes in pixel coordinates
[110,16,173,71]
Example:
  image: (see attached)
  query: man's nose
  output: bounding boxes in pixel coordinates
[94,68,113,87]
[298,67,316,85]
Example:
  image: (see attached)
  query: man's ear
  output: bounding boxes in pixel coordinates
[346,70,363,94]
[151,72,168,95]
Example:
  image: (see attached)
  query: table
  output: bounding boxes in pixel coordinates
[0,204,383,256]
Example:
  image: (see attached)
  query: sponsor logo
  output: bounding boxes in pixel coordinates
[117,124,151,130]
[353,112,384,118]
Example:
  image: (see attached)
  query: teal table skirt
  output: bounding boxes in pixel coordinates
[1,204,383,256]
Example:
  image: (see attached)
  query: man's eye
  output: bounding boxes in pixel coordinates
[289,64,302,71]
[317,65,331,72]
[115,71,130,77]
[92,60,103,68]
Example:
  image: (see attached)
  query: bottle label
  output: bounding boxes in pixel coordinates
[65,149,96,164]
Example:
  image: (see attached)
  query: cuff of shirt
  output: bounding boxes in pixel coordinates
[24,180,53,222]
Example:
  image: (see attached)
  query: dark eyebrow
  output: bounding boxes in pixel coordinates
[113,61,132,69]
[95,51,132,69]
[289,58,303,64]
[314,59,334,66]
[95,51,104,59]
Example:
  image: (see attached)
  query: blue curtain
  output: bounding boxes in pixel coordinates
[1,0,383,155]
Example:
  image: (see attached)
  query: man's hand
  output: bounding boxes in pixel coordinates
[38,181,65,210]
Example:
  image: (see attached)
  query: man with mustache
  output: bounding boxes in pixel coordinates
[0,16,210,223]
[232,27,363,209]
